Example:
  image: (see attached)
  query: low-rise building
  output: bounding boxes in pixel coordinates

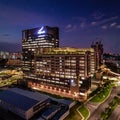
[0,89,49,120]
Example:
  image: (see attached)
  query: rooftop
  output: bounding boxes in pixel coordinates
[36,47,94,55]
[42,105,60,118]
[9,88,48,102]
[0,90,39,111]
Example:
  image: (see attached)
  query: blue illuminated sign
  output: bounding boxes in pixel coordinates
[38,26,45,34]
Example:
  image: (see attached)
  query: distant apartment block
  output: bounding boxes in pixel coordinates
[6,52,22,67]
[0,51,9,67]
[0,51,9,59]
[0,51,22,67]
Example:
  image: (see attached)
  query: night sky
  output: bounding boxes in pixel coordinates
[0,0,120,53]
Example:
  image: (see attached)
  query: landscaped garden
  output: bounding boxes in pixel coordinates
[64,102,82,120]
[90,83,112,103]
[78,105,89,120]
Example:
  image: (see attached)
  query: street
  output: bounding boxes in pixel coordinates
[87,88,118,120]
[108,104,120,120]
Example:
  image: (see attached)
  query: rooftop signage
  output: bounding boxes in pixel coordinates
[38,26,46,34]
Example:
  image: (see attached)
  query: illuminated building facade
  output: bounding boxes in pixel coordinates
[0,51,9,67]
[22,26,98,100]
[6,52,22,67]
[27,48,95,100]
[22,26,59,74]
[0,51,9,59]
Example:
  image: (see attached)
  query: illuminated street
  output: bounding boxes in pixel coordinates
[88,88,117,120]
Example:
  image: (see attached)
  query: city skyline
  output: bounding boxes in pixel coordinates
[0,0,120,53]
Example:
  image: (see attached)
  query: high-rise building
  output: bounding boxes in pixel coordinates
[26,47,95,100]
[22,26,97,100]
[91,41,103,69]
[22,26,59,74]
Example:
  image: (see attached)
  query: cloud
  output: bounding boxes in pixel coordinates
[101,25,107,29]
[91,16,118,27]
[73,25,77,29]
[90,16,119,30]
[92,11,105,20]
[101,16,118,23]
[91,22,97,26]
[64,17,88,33]
[110,22,117,27]
[66,15,119,32]
[116,25,120,29]
[72,16,87,28]
[79,22,85,28]
[65,21,86,32]
[65,24,72,29]
[65,24,77,32]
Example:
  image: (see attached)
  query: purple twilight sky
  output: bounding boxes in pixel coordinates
[0,0,120,53]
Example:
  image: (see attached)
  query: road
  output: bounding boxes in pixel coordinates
[88,88,117,120]
[108,87,120,120]
[108,105,120,120]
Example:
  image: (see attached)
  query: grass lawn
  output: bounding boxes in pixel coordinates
[90,85,112,103]
[78,105,89,120]
[64,102,82,120]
